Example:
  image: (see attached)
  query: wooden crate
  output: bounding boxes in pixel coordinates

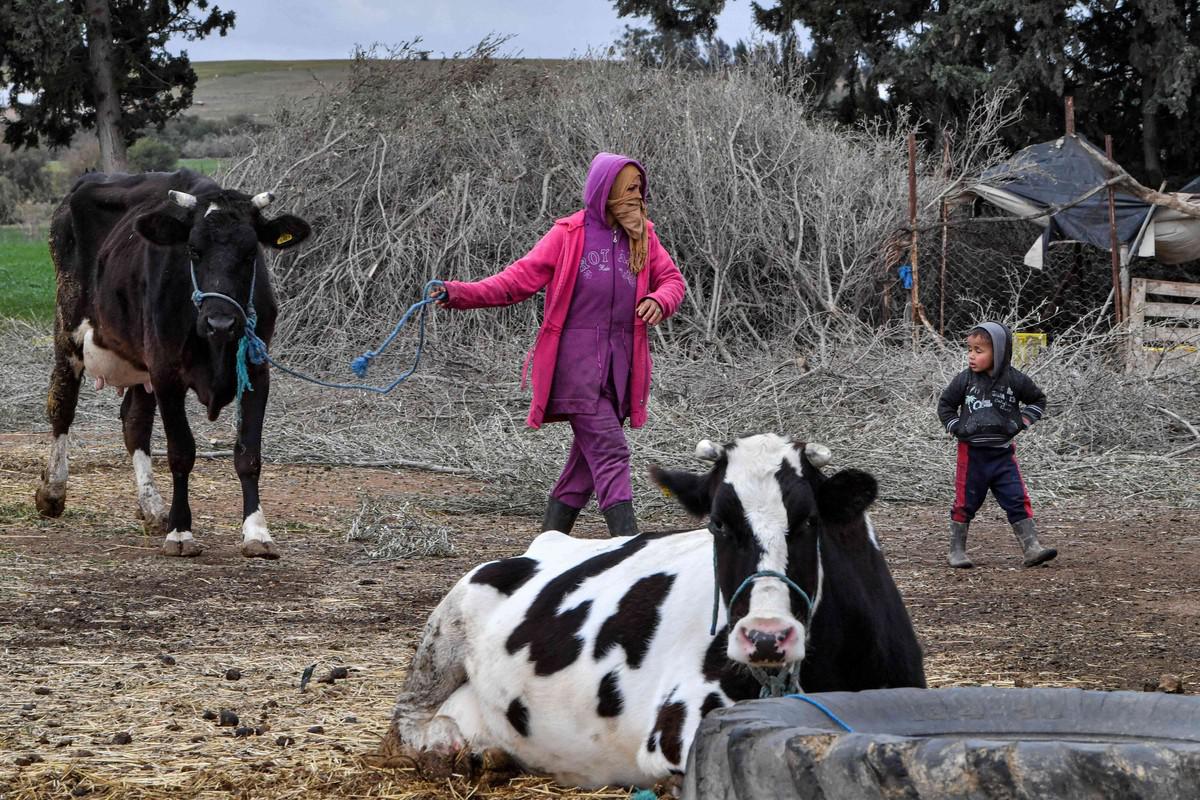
[1128,278,1200,374]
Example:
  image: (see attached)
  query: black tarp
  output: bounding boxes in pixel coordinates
[978,135,1152,252]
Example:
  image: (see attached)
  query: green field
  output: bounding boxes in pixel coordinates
[0,227,55,321]
[178,157,224,175]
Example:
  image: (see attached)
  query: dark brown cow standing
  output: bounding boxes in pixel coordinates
[35,169,311,558]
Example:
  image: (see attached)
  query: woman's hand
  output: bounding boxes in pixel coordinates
[636,298,663,325]
[429,284,449,308]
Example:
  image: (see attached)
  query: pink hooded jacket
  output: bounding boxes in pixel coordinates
[443,206,686,429]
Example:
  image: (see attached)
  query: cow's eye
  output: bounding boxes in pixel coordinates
[708,519,727,538]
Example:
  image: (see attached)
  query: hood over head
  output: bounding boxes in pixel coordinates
[976,321,1012,378]
[583,152,646,226]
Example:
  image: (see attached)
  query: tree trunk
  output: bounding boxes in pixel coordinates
[1140,71,1163,186]
[84,0,127,173]
[1141,108,1162,187]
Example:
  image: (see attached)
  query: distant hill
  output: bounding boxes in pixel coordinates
[188,60,356,122]
[187,58,570,124]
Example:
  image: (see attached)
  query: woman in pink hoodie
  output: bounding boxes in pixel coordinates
[431,153,686,537]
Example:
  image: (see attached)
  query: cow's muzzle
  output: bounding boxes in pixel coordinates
[731,615,803,666]
[201,313,240,344]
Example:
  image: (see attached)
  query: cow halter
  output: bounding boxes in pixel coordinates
[188,258,267,409]
[709,522,820,699]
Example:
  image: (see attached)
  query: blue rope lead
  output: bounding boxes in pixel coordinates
[190,259,444,401]
[245,279,445,394]
[785,694,855,733]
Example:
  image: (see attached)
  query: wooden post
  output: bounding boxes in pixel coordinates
[908,131,922,342]
[940,131,951,336]
[1065,96,1075,136]
[1105,135,1124,324]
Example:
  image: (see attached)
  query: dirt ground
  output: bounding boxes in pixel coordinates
[1,432,1197,799]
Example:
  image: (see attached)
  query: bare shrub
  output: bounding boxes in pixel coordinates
[6,56,1193,519]
[346,495,455,559]
[224,51,985,359]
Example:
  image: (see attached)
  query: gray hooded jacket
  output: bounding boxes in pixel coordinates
[937,322,1048,447]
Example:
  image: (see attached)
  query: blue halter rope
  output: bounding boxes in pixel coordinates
[188,259,444,404]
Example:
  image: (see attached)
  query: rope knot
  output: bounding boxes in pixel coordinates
[350,353,375,378]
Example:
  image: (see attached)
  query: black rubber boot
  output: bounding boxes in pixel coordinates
[602,500,638,538]
[948,521,973,568]
[1012,517,1057,567]
[542,497,582,534]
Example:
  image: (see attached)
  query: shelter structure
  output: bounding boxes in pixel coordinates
[966,134,1200,270]
[963,134,1200,373]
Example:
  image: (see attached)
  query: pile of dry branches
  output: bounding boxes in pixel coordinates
[3,54,1194,518]
[4,315,1195,516]
[347,496,455,559]
[223,47,1011,357]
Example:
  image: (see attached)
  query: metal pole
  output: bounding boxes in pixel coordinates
[1065,96,1075,136]
[1105,134,1123,324]
[908,131,921,342]
[940,131,951,336]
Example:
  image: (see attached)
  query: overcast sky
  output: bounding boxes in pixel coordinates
[169,0,764,61]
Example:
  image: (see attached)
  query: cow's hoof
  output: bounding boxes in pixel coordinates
[475,747,519,785]
[241,540,280,560]
[364,727,420,770]
[162,537,203,557]
[417,747,460,780]
[653,773,685,798]
[35,486,65,518]
[136,506,168,535]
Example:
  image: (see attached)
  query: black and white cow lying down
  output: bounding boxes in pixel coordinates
[382,433,925,788]
[35,170,310,558]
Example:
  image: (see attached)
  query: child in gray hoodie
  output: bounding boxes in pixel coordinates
[937,322,1058,568]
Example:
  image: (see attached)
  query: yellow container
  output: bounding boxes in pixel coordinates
[1013,332,1047,367]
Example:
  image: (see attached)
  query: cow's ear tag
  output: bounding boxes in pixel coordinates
[659,486,672,498]
[276,232,294,246]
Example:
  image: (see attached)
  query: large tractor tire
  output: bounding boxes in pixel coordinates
[684,687,1200,800]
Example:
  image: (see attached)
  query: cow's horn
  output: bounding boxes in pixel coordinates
[168,190,197,209]
[251,191,275,209]
[805,442,832,467]
[695,439,725,462]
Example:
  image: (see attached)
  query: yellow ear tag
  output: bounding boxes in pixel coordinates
[659,486,673,498]
[276,232,294,246]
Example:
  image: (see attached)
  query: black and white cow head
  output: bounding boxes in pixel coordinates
[650,433,877,668]
[134,189,311,344]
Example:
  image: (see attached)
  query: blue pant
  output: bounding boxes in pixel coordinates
[951,442,1033,524]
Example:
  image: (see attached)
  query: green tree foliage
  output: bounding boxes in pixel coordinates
[0,143,51,201]
[0,0,234,161]
[0,176,21,224]
[712,0,1200,184]
[127,136,179,172]
[614,0,728,63]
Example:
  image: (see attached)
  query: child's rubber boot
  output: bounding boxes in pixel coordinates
[948,521,973,568]
[542,497,582,534]
[602,501,639,538]
[1012,518,1057,566]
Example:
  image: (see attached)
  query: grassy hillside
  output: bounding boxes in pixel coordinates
[0,227,54,321]
[186,58,568,122]
[188,59,356,122]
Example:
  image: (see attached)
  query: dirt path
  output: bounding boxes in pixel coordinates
[1,434,1197,798]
